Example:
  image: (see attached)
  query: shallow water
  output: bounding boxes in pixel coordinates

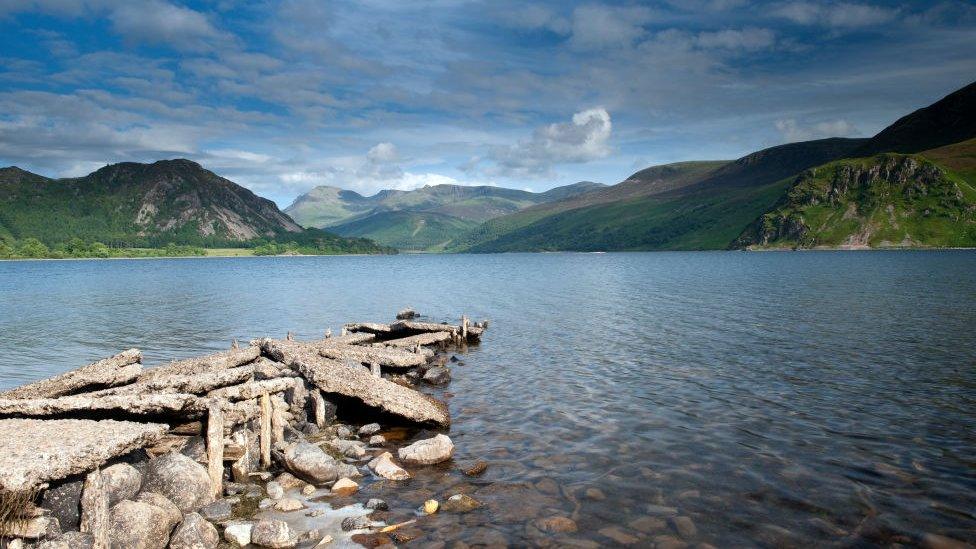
[1,251,975,547]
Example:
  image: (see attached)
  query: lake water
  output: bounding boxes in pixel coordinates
[1,251,975,547]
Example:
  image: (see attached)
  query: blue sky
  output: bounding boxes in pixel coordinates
[1,0,974,207]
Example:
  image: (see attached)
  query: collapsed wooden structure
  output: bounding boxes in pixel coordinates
[0,313,485,546]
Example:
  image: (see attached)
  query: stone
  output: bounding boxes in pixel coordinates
[422,366,451,385]
[584,487,606,501]
[670,516,697,539]
[5,515,61,540]
[169,512,219,549]
[282,442,341,484]
[141,452,213,513]
[335,425,353,439]
[259,498,274,509]
[629,516,667,533]
[326,439,366,459]
[251,519,296,548]
[463,461,488,476]
[199,499,233,522]
[423,499,439,514]
[223,522,253,546]
[652,535,688,549]
[368,435,385,446]
[275,472,305,490]
[534,516,578,534]
[365,498,388,510]
[40,477,84,532]
[266,481,284,499]
[396,308,417,320]
[359,423,381,436]
[391,526,424,544]
[398,434,454,465]
[341,515,371,531]
[301,484,316,496]
[645,504,679,516]
[368,452,411,480]
[442,493,482,513]
[331,477,358,496]
[36,532,94,549]
[134,491,183,528]
[109,499,181,549]
[921,533,972,549]
[598,526,640,545]
[275,498,304,512]
[103,463,143,506]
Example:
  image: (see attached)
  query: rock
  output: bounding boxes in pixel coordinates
[102,463,143,506]
[652,535,688,549]
[359,423,381,436]
[922,533,973,549]
[442,493,481,513]
[534,516,578,534]
[266,481,284,499]
[422,366,451,385]
[109,499,181,549]
[275,472,305,490]
[368,452,411,480]
[365,498,388,510]
[275,498,304,512]
[223,522,253,546]
[391,526,424,544]
[199,499,233,522]
[296,529,322,544]
[340,515,371,531]
[670,516,697,539]
[463,461,488,476]
[180,436,209,464]
[598,526,640,545]
[398,434,454,465]
[306,509,325,517]
[326,439,366,459]
[645,504,679,516]
[301,484,316,496]
[282,442,341,484]
[331,477,358,496]
[396,308,417,320]
[584,487,606,501]
[368,435,385,446]
[251,519,296,548]
[141,452,213,513]
[169,512,219,549]
[335,425,353,439]
[37,532,94,549]
[131,493,182,530]
[259,498,274,509]
[629,516,667,533]
[423,499,439,514]
[224,482,246,495]
[337,462,362,479]
[40,478,84,532]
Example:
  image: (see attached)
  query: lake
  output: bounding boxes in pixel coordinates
[1,251,975,547]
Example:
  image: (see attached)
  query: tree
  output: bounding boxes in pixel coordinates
[88,242,111,258]
[17,238,50,258]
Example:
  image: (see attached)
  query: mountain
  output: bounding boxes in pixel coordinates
[455,138,867,252]
[284,181,605,250]
[732,149,976,249]
[0,159,388,253]
[852,81,976,157]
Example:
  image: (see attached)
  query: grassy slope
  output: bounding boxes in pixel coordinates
[734,151,976,249]
[330,210,480,251]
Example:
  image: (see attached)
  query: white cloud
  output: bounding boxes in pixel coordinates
[775,118,859,141]
[772,2,898,28]
[109,0,229,51]
[569,5,654,50]
[472,108,613,178]
[695,28,777,51]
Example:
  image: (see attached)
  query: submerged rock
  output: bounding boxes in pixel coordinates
[341,515,372,531]
[396,308,418,320]
[169,512,219,549]
[423,366,451,385]
[442,493,482,513]
[670,516,697,539]
[141,452,213,513]
[251,519,297,548]
[398,434,455,465]
[365,498,388,510]
[534,516,578,534]
[282,442,341,484]
[463,461,489,476]
[368,452,411,480]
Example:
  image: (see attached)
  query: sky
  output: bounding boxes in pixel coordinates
[0,1,974,207]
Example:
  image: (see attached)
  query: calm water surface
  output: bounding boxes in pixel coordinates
[1,251,975,547]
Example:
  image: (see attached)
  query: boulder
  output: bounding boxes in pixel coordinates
[134,491,183,527]
[396,308,417,320]
[368,452,411,480]
[108,500,180,549]
[422,366,451,385]
[266,481,284,500]
[274,472,305,490]
[223,522,253,547]
[341,515,371,531]
[325,439,366,459]
[442,493,482,513]
[359,423,381,436]
[331,477,358,496]
[141,452,213,513]
[282,442,341,484]
[36,531,94,549]
[40,477,84,532]
[398,434,455,465]
[368,435,385,446]
[274,498,304,512]
[199,499,233,522]
[365,498,388,510]
[251,519,297,548]
[103,463,142,506]
[169,512,219,549]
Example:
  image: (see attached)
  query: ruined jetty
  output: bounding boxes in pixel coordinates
[0,312,486,548]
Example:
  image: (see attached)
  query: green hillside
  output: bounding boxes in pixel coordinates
[733,152,976,249]
[330,210,480,251]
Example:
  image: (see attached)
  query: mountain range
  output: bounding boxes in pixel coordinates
[2,80,974,254]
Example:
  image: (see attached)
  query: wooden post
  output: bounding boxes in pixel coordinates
[324,329,332,339]
[231,339,240,350]
[312,390,326,428]
[461,315,468,341]
[80,468,109,549]
[259,392,272,467]
[286,331,294,341]
[206,401,224,498]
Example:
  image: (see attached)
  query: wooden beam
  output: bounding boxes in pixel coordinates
[206,401,224,498]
